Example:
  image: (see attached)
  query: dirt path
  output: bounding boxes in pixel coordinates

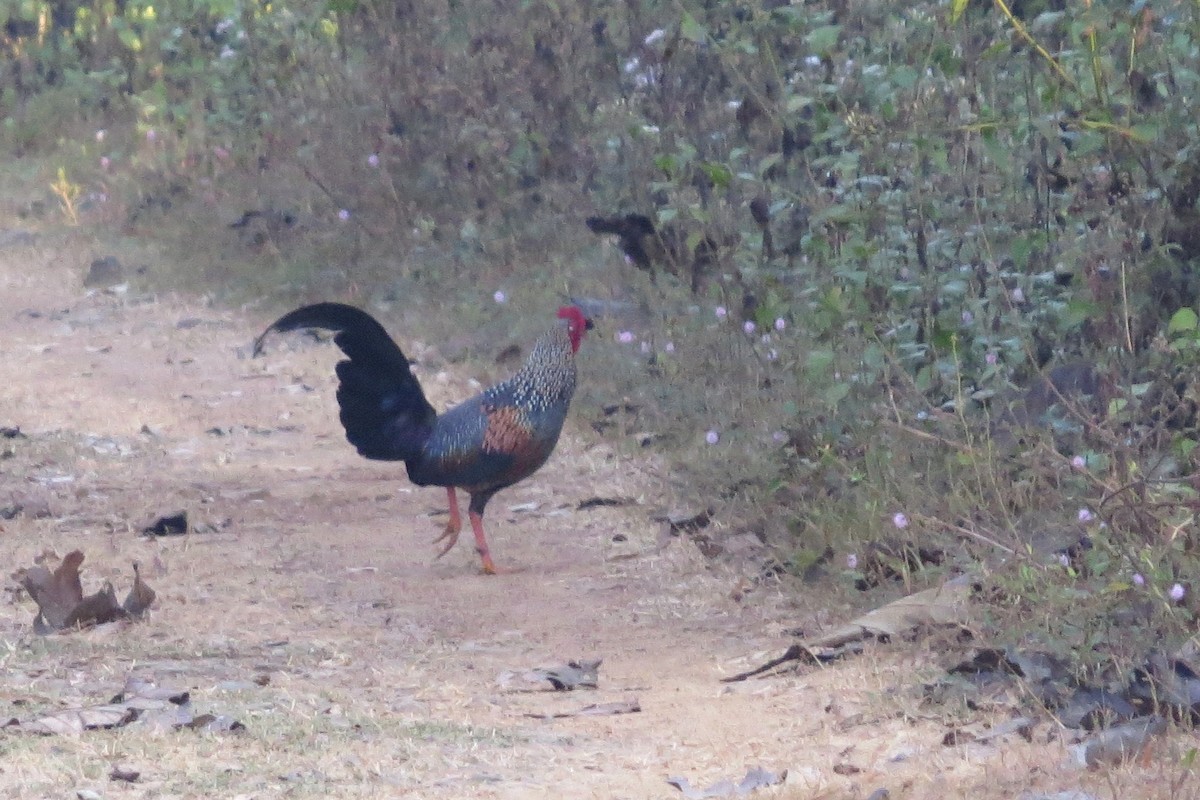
[0,234,1113,798]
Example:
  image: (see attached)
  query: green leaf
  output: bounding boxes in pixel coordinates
[805,25,841,55]
[680,12,708,44]
[699,161,732,189]
[950,0,970,24]
[806,349,834,374]
[1168,307,1198,335]
[824,381,851,407]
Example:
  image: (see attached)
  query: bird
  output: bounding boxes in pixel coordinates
[252,302,590,574]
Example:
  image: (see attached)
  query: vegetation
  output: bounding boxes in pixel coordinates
[5,0,1200,682]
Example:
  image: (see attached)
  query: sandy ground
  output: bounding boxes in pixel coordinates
[0,233,1176,799]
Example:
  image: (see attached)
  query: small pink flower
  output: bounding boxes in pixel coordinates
[986,351,998,365]
[1071,455,1086,469]
[368,153,380,168]
[1132,573,1145,587]
[705,430,719,445]
[214,146,230,161]
[664,341,675,353]
[774,317,786,332]
[760,334,772,345]
[99,156,110,170]
[743,320,756,335]
[847,553,858,570]
[338,209,351,221]
[961,310,973,325]
[766,349,778,361]
[772,431,787,443]
[145,129,157,143]
[1078,508,1095,524]
[1170,583,1186,602]
[1011,287,1025,303]
[493,290,506,304]
[893,513,909,529]
[617,331,634,344]
[715,306,727,320]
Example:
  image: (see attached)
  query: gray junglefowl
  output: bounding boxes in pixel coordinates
[253,302,590,574]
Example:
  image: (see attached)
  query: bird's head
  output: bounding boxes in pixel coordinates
[556,306,592,353]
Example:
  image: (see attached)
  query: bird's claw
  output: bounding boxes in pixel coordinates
[432,520,460,559]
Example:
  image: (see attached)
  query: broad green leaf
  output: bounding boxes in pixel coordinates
[680,13,708,44]
[806,25,841,55]
[824,382,851,407]
[1168,307,1198,335]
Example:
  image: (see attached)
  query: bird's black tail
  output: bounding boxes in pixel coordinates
[254,302,436,462]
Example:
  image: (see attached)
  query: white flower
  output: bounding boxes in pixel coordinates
[644,28,666,45]
[892,513,909,529]
[705,430,719,445]
[493,290,506,304]
[1171,583,1186,602]
[743,320,756,335]
[1078,508,1095,524]
[774,317,786,332]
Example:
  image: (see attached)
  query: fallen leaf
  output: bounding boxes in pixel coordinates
[525,698,640,719]
[8,704,136,736]
[19,550,85,631]
[109,765,140,783]
[14,551,156,633]
[123,562,156,617]
[533,659,602,691]
[577,497,634,510]
[142,511,188,536]
[667,766,786,798]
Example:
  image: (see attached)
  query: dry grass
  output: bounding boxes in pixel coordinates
[0,233,1196,799]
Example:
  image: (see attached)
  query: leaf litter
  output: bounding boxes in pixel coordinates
[666,766,786,799]
[4,675,243,737]
[11,549,156,633]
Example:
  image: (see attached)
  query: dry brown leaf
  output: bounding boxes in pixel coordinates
[123,562,156,617]
[19,550,85,631]
[15,552,157,633]
[6,704,136,736]
[804,574,972,649]
[525,697,640,719]
[533,659,602,691]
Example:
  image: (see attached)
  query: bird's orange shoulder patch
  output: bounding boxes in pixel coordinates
[482,406,532,454]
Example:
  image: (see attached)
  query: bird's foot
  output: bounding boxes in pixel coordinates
[432,521,460,559]
[479,553,522,575]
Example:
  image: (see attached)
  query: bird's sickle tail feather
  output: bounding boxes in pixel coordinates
[253,303,436,462]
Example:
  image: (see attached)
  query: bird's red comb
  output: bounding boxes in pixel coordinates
[557,306,590,353]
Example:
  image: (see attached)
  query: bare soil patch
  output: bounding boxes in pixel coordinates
[0,233,1174,798]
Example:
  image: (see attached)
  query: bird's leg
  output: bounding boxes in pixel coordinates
[432,487,462,558]
[468,511,499,575]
